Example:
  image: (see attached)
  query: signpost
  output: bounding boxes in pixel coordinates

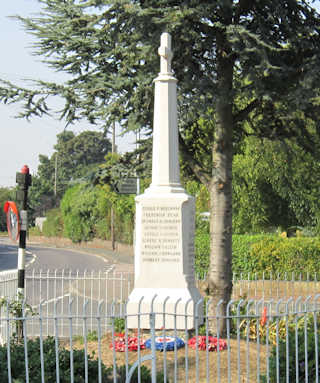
[115,177,138,194]
[15,165,32,297]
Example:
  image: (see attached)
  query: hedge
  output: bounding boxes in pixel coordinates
[0,337,166,383]
[195,234,320,277]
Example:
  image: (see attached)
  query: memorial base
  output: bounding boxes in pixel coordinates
[127,190,203,329]
[126,287,203,329]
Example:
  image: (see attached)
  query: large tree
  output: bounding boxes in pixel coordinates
[29,130,111,217]
[1,0,320,329]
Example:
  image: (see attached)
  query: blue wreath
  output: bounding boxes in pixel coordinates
[145,336,185,351]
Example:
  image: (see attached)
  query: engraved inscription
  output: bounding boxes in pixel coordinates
[187,204,196,274]
[141,205,181,263]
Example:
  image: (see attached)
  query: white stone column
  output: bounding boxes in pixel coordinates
[150,33,182,192]
[127,33,202,329]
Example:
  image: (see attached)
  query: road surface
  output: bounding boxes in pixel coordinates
[0,237,113,272]
[0,237,134,337]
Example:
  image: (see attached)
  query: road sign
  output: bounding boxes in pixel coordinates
[115,177,137,194]
[3,201,20,242]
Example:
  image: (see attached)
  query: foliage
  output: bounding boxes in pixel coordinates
[73,330,99,344]
[93,152,138,188]
[28,154,56,219]
[184,180,209,213]
[232,234,279,275]
[261,314,320,382]
[113,318,125,334]
[28,130,111,220]
[58,181,135,244]
[247,236,320,275]
[28,225,43,236]
[230,308,320,354]
[3,0,320,317]
[0,336,111,382]
[61,184,103,243]
[42,208,63,237]
[114,364,168,383]
[195,232,210,279]
[195,234,320,277]
[2,1,320,147]
[0,294,37,343]
[233,136,320,234]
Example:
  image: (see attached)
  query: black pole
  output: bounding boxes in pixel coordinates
[16,165,32,297]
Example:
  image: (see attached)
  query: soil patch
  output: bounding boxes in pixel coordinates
[69,333,267,382]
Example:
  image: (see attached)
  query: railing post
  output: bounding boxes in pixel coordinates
[149,311,157,383]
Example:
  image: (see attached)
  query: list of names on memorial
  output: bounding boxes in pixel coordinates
[141,205,181,263]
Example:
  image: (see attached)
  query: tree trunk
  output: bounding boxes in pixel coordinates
[208,30,234,336]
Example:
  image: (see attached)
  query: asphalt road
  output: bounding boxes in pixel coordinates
[0,237,133,337]
[0,237,112,272]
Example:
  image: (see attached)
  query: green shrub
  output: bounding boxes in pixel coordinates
[59,183,135,244]
[261,315,320,382]
[113,317,125,333]
[249,237,320,276]
[0,337,111,382]
[195,234,320,276]
[195,232,210,278]
[195,233,272,276]
[61,184,102,243]
[114,365,168,382]
[28,226,43,236]
[232,234,276,275]
[95,217,110,240]
[42,208,63,237]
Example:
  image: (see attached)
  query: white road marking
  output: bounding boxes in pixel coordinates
[26,250,37,268]
[31,293,71,309]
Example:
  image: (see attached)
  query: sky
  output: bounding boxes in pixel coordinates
[0,1,136,187]
[1,1,320,188]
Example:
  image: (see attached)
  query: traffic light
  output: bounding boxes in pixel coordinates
[16,172,32,187]
[16,165,32,205]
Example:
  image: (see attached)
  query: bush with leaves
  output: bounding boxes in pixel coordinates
[0,294,36,342]
[61,184,107,243]
[42,208,63,237]
[261,314,320,382]
[195,234,320,277]
[195,233,272,276]
[0,336,111,382]
[114,364,168,383]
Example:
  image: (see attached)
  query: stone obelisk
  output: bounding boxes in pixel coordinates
[127,33,202,329]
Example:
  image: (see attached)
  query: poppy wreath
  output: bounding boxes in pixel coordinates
[145,336,185,351]
[109,333,146,352]
[188,336,227,351]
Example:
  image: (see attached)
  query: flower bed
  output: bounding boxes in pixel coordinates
[188,336,227,351]
[109,333,146,352]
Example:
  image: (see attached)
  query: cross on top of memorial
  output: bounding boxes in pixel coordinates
[158,32,173,74]
[149,32,182,192]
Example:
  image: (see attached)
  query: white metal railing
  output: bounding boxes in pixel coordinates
[197,271,320,301]
[24,268,133,337]
[2,268,320,327]
[0,269,17,300]
[0,295,320,382]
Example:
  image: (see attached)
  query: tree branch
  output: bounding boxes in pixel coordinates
[233,98,261,124]
[179,133,211,186]
[234,0,254,24]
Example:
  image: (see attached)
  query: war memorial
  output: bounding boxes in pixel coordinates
[127,33,202,329]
